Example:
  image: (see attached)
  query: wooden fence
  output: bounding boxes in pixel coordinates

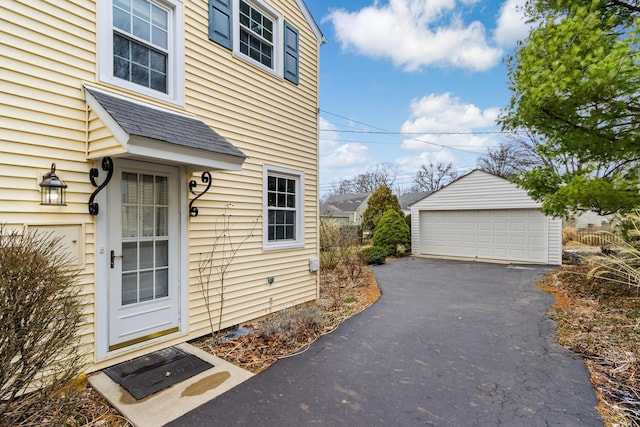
[577,230,623,246]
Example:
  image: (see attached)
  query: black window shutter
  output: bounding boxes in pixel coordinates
[209,0,233,50]
[283,21,299,84]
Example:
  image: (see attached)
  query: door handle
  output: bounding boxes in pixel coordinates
[110,250,122,269]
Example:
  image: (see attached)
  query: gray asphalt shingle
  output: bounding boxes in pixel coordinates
[85,87,246,159]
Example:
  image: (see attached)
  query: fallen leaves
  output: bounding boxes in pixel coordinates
[539,265,640,426]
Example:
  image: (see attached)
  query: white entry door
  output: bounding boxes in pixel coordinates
[108,161,180,351]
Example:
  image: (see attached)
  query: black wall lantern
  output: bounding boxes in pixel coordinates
[40,163,67,206]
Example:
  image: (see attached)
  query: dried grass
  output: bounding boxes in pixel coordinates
[540,265,640,426]
[563,226,578,245]
[1,375,132,427]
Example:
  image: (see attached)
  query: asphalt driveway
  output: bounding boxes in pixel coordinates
[168,257,602,426]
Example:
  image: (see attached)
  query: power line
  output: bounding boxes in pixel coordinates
[327,138,502,148]
[320,129,512,135]
[319,108,515,135]
[319,109,507,155]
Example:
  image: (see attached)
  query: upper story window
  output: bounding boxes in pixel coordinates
[239,1,273,69]
[99,0,184,105]
[113,0,169,93]
[208,0,299,84]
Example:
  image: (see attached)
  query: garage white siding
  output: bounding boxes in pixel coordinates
[410,170,562,265]
[419,209,549,263]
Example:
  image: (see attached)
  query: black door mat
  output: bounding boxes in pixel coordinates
[103,346,214,400]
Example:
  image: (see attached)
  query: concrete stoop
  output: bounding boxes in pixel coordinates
[89,343,254,427]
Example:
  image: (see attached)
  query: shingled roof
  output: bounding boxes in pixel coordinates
[85,86,246,170]
[322,193,370,212]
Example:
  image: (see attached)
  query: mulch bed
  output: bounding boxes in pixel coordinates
[192,266,380,373]
[539,264,640,426]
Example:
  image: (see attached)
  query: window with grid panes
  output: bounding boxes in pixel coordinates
[112,0,169,93]
[238,0,274,69]
[267,174,297,241]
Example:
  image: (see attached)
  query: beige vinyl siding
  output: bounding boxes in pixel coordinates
[182,0,320,341]
[2,0,100,368]
[86,108,127,158]
[3,0,320,369]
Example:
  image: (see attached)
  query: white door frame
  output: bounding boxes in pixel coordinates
[95,158,188,360]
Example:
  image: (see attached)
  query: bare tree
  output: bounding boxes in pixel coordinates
[324,163,399,198]
[476,140,539,178]
[411,161,457,192]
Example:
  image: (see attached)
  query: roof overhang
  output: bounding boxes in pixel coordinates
[84,86,247,172]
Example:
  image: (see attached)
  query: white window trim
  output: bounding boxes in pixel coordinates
[232,0,283,78]
[263,165,304,251]
[97,0,185,106]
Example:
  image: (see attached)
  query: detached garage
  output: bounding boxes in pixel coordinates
[409,170,562,265]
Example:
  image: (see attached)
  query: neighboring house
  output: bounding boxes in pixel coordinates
[320,193,371,226]
[319,203,350,226]
[410,170,562,265]
[398,191,431,216]
[566,211,615,230]
[2,0,325,371]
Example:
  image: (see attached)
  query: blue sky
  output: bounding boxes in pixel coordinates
[304,0,532,195]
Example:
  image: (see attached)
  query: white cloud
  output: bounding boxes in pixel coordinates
[326,0,503,72]
[393,93,503,180]
[493,0,531,47]
[400,92,499,138]
[320,117,371,167]
[319,117,374,192]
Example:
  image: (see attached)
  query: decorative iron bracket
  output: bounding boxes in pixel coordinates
[88,157,113,216]
[189,171,212,217]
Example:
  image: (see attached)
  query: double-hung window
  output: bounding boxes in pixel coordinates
[264,166,304,249]
[208,0,299,83]
[99,0,184,104]
[239,1,274,69]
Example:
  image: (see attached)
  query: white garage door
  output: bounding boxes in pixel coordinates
[419,209,548,263]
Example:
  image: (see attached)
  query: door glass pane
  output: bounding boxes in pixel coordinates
[122,172,138,204]
[155,176,167,204]
[156,240,168,267]
[141,174,154,204]
[155,268,168,298]
[139,271,154,301]
[120,170,171,306]
[122,206,138,237]
[122,241,138,271]
[142,206,154,237]
[140,240,153,269]
[122,273,137,305]
[156,207,167,236]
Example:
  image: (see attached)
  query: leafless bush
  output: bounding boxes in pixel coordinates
[320,219,363,274]
[257,305,324,348]
[0,226,85,424]
[197,205,259,340]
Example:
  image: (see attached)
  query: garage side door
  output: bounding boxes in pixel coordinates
[419,209,548,263]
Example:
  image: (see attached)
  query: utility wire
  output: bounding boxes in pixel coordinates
[319,109,505,155]
[319,109,515,135]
